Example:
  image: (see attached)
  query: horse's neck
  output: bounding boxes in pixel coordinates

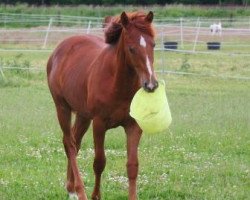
[111,43,139,96]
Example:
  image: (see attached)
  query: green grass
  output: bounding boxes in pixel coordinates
[0,6,249,198]
[155,51,250,78]
[0,51,50,70]
[0,56,249,199]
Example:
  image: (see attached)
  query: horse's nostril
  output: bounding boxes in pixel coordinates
[155,81,159,88]
[143,81,158,92]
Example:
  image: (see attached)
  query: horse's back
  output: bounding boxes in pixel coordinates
[47,35,106,111]
[48,35,105,74]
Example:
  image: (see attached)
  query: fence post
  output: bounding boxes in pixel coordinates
[180,17,183,49]
[195,17,200,27]
[0,65,6,79]
[86,21,92,34]
[42,18,53,49]
[193,20,201,52]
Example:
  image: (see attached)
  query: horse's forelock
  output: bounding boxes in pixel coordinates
[104,11,155,45]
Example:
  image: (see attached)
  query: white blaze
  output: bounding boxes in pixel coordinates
[139,36,152,77]
[146,55,152,77]
[140,36,146,48]
[146,55,154,89]
[140,35,154,89]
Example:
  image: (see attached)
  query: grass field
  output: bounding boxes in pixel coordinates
[0,4,250,199]
[0,46,250,200]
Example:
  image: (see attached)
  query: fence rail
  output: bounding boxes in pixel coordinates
[1,25,249,55]
[0,13,250,80]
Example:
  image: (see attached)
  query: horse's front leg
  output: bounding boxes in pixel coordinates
[124,120,142,200]
[92,118,107,200]
[67,114,91,196]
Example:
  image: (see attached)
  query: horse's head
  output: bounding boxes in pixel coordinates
[104,11,158,92]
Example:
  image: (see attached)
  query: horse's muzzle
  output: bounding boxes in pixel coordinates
[143,80,158,92]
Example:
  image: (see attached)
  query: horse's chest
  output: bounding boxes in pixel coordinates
[107,107,129,128]
[98,101,130,128]
[87,84,135,128]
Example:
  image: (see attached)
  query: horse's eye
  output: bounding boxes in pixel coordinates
[152,43,156,48]
[129,46,136,54]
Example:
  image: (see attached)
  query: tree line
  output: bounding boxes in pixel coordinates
[1,0,249,6]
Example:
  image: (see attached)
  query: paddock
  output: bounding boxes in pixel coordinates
[0,13,249,200]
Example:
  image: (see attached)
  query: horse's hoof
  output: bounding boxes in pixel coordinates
[69,192,78,200]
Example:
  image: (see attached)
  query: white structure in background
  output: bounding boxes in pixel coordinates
[210,22,222,36]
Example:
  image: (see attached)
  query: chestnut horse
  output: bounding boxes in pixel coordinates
[47,11,158,200]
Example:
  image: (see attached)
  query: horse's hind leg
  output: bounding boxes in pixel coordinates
[92,118,107,200]
[55,103,88,200]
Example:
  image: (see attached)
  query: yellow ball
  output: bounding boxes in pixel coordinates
[130,80,172,134]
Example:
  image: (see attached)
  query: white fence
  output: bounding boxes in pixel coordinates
[1,13,250,54]
[0,13,250,80]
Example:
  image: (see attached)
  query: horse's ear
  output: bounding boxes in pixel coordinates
[121,11,129,28]
[145,11,154,23]
[103,16,112,28]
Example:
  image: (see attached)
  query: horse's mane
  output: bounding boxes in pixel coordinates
[104,11,155,45]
